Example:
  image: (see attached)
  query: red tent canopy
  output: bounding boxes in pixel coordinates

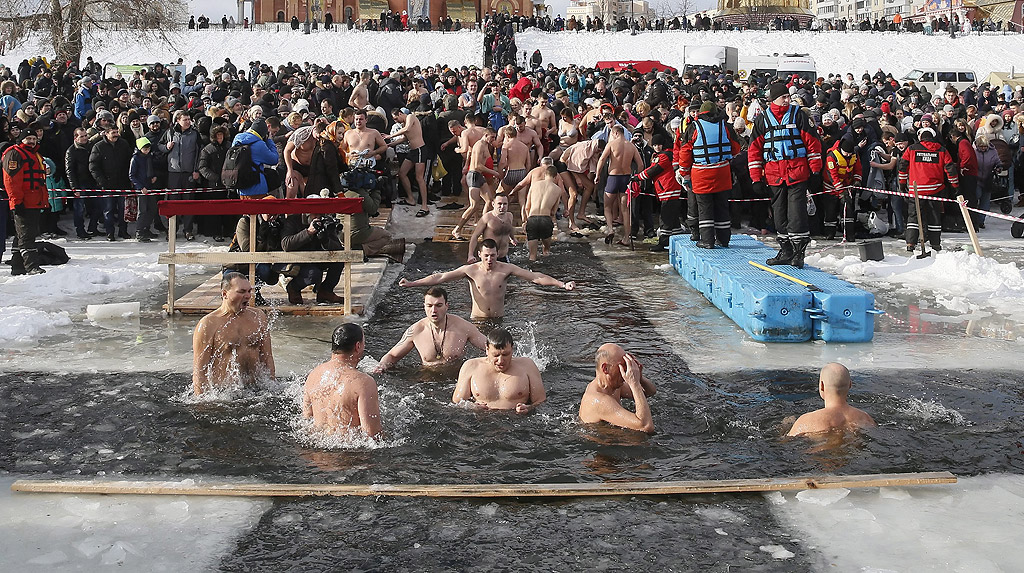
[596,60,677,74]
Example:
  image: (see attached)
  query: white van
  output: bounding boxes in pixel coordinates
[737,53,817,83]
[900,68,977,94]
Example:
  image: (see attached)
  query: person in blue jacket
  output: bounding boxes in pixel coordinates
[230,118,279,199]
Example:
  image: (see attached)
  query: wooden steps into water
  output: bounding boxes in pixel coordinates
[10,471,957,499]
[166,260,388,316]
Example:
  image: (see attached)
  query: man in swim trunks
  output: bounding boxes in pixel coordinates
[399,238,575,319]
[348,71,371,110]
[387,108,430,217]
[452,129,500,240]
[192,272,275,395]
[375,286,487,372]
[560,138,605,230]
[787,363,876,436]
[453,328,545,413]
[340,108,389,167]
[302,323,382,438]
[467,194,516,263]
[524,165,565,261]
[498,125,531,221]
[595,124,644,245]
[578,343,656,433]
[283,125,316,198]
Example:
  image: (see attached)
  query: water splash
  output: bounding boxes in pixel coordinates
[896,397,972,427]
[514,321,554,372]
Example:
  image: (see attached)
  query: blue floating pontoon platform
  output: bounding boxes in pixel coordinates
[669,234,882,343]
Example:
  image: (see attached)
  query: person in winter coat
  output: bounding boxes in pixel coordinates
[898,127,959,251]
[88,125,133,241]
[748,82,823,268]
[821,138,862,241]
[230,119,280,199]
[129,137,157,241]
[635,133,685,251]
[973,134,1001,228]
[4,129,48,274]
[65,127,101,238]
[158,110,203,240]
[675,101,742,249]
[42,156,68,237]
[198,125,232,240]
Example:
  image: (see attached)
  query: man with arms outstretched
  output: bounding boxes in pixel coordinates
[399,238,575,318]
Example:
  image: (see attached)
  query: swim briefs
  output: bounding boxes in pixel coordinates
[604,174,630,195]
[503,168,527,188]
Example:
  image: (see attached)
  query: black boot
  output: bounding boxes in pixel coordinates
[766,239,794,266]
[650,234,670,252]
[790,239,810,269]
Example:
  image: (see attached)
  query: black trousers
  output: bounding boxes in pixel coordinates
[821,189,856,240]
[11,206,41,271]
[695,191,732,246]
[770,180,810,241]
[659,197,684,232]
[906,193,943,247]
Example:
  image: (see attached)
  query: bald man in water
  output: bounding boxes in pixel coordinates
[578,343,656,433]
[192,272,275,395]
[302,323,382,438]
[787,362,876,436]
[453,328,545,414]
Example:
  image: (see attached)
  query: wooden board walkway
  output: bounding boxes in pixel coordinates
[165,207,394,316]
[166,260,388,316]
[10,471,956,499]
[432,201,527,243]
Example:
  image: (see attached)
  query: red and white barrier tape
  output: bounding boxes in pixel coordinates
[54,187,226,200]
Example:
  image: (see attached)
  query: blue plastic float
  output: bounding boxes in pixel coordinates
[669,234,882,343]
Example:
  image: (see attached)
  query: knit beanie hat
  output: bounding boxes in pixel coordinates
[768,83,789,102]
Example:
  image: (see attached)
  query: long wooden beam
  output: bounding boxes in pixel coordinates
[157,251,365,265]
[10,472,956,499]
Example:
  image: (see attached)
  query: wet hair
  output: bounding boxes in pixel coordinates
[220,271,246,292]
[545,165,558,178]
[486,328,513,350]
[477,237,498,253]
[332,323,364,354]
[424,286,448,303]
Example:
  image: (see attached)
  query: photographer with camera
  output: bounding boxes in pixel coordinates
[279,203,346,305]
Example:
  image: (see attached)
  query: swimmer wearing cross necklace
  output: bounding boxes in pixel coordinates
[375,286,488,372]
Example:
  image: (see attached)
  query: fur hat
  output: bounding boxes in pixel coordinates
[918,127,936,140]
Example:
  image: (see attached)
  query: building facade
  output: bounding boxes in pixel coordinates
[565,0,654,23]
[715,0,816,26]
[250,0,537,24]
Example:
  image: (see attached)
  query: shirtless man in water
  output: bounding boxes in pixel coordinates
[595,124,643,245]
[375,286,487,372]
[787,363,876,437]
[579,343,656,433]
[192,272,275,394]
[453,328,545,413]
[524,165,565,261]
[467,194,516,263]
[302,323,382,437]
[399,238,575,319]
[387,108,430,217]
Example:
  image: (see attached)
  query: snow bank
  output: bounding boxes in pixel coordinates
[769,473,1024,572]
[0,307,72,345]
[2,29,484,71]
[6,28,1019,77]
[807,249,1024,322]
[515,28,1024,78]
[0,475,270,571]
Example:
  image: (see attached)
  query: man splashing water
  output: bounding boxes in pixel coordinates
[192,272,276,395]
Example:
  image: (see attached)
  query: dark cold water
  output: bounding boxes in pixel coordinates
[3,242,1023,570]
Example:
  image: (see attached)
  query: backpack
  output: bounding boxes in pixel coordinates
[221,143,258,189]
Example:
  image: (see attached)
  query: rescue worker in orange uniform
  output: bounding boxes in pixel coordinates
[3,127,49,275]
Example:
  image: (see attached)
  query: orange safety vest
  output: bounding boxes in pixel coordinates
[3,143,48,209]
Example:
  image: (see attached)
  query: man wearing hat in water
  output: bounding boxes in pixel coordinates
[579,343,656,433]
[192,272,275,395]
[787,362,875,436]
[453,328,545,413]
[302,323,381,437]
[748,82,822,269]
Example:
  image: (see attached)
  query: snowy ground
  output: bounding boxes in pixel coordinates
[5,27,1024,78]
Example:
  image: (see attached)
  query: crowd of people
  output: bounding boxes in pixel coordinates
[3,38,1023,277]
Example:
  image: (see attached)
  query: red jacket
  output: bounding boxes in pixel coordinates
[675,112,741,194]
[637,149,682,201]
[747,103,822,186]
[508,78,534,103]
[956,137,978,177]
[3,143,48,209]
[823,141,862,194]
[898,140,959,196]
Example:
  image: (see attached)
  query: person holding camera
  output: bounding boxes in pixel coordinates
[280,206,346,305]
